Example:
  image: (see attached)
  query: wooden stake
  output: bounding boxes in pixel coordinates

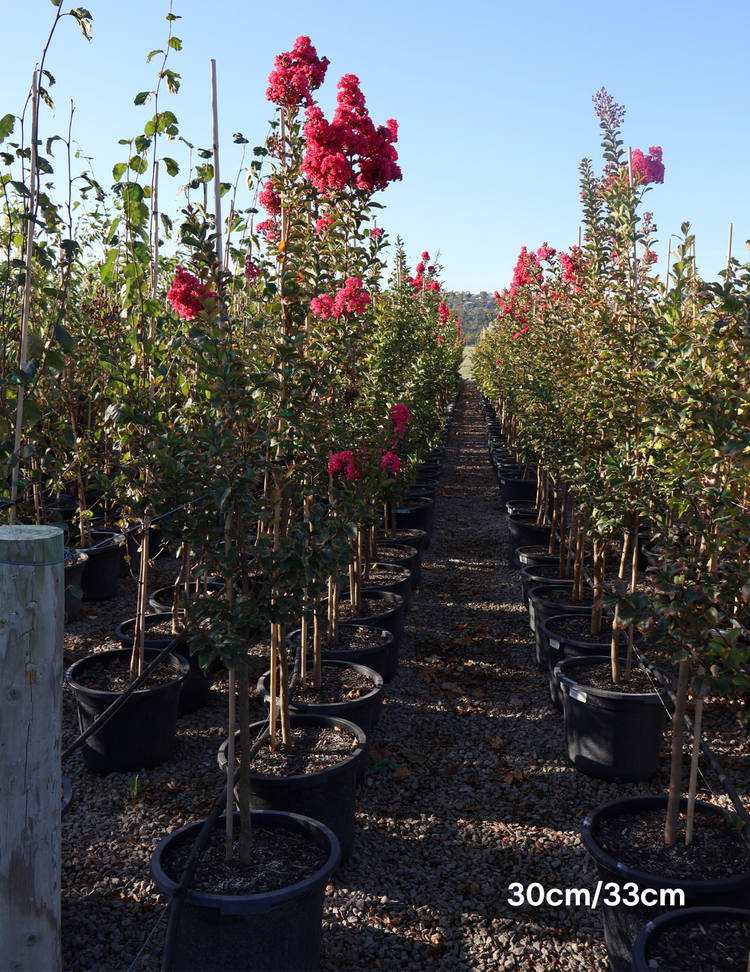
[226,665,235,859]
[10,71,39,525]
[269,623,277,750]
[558,484,569,577]
[0,526,64,971]
[237,653,251,863]
[665,659,690,846]
[727,222,733,273]
[685,695,703,846]
[665,240,671,295]
[210,59,223,265]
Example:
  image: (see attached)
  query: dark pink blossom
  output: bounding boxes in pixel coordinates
[311,278,370,320]
[259,181,281,216]
[256,218,279,244]
[438,301,450,323]
[631,146,664,185]
[266,36,330,109]
[390,403,410,435]
[380,451,401,473]
[167,266,217,320]
[421,251,430,261]
[244,259,260,281]
[371,227,383,239]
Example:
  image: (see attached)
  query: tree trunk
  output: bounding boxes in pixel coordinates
[665,659,690,845]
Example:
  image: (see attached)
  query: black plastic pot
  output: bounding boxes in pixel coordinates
[150,810,340,972]
[76,531,125,601]
[499,473,538,508]
[373,542,420,590]
[542,613,632,711]
[632,906,750,972]
[287,624,393,682]
[517,546,561,570]
[64,551,88,623]
[330,590,405,680]
[582,796,750,972]
[557,656,668,781]
[527,584,592,668]
[217,715,365,862]
[149,579,226,614]
[257,660,383,781]
[114,613,213,716]
[505,500,537,517]
[65,647,188,773]
[520,563,573,607]
[386,498,433,548]
[361,562,412,613]
[507,514,550,568]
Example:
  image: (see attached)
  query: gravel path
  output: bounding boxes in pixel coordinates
[60,380,750,971]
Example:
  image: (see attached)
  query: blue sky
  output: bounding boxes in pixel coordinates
[3,0,749,297]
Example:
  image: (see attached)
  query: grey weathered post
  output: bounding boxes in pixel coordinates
[0,526,64,971]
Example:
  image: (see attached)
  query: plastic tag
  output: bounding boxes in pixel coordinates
[569,686,587,703]
[549,639,560,650]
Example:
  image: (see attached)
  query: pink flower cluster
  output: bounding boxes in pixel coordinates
[310,278,371,321]
[631,146,664,185]
[512,325,530,341]
[303,74,401,193]
[167,267,217,320]
[266,36,330,109]
[256,218,279,244]
[410,261,440,293]
[438,301,450,323]
[315,215,335,234]
[560,246,584,293]
[536,242,556,262]
[259,181,281,216]
[244,259,260,281]
[329,450,362,480]
[390,403,410,435]
[380,451,401,473]
[371,227,383,239]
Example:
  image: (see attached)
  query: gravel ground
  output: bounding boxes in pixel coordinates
[60,380,750,971]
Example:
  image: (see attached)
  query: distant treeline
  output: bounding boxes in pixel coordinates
[443,291,497,345]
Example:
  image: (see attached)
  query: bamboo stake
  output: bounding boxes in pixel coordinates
[665,659,690,845]
[10,71,38,525]
[548,475,560,554]
[565,497,576,579]
[624,515,640,679]
[210,59,223,265]
[727,222,733,273]
[577,226,582,248]
[226,665,235,859]
[237,653,251,862]
[665,240,671,295]
[558,484,569,577]
[685,695,704,846]
[313,608,322,691]
[269,623,277,751]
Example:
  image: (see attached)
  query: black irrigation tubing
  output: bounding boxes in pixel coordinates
[160,667,300,972]
[62,631,189,763]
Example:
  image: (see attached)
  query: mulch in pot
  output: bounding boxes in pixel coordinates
[649,915,750,971]
[595,808,750,880]
[362,566,404,584]
[233,725,357,777]
[548,616,616,643]
[160,824,327,895]
[338,597,395,621]
[542,588,596,607]
[293,666,374,705]
[312,627,386,652]
[566,661,657,694]
[74,656,178,692]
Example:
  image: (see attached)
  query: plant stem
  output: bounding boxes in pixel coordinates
[665,659,690,846]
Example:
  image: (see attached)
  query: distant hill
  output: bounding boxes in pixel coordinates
[443,291,496,344]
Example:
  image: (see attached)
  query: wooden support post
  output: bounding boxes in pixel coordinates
[0,525,64,971]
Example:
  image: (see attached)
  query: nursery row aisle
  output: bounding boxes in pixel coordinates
[318,381,609,972]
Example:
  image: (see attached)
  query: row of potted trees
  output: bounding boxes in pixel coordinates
[474,89,750,970]
[2,11,464,970]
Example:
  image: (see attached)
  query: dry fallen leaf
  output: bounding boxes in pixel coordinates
[443,761,458,775]
[454,636,472,646]
[369,742,391,762]
[403,748,426,765]
[471,688,486,699]
[456,622,469,630]
[392,766,410,780]
[485,735,503,750]
[440,682,460,692]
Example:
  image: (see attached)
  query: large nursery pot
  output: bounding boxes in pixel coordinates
[376,526,428,559]
[150,810,341,972]
[257,660,383,781]
[507,513,550,568]
[632,906,750,972]
[520,563,574,607]
[386,498,433,548]
[65,647,188,773]
[499,473,538,508]
[542,613,630,711]
[288,624,393,682]
[64,550,88,623]
[331,589,405,679]
[582,795,750,972]
[77,530,125,601]
[373,542,420,589]
[556,656,668,782]
[527,583,592,668]
[217,714,365,862]
[360,562,412,613]
[149,579,227,613]
[115,612,213,715]
[517,546,561,570]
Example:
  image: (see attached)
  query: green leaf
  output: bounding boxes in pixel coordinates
[42,70,56,87]
[166,12,181,19]
[67,584,83,600]
[134,91,153,107]
[46,348,65,378]
[146,49,164,64]
[39,87,55,111]
[134,134,152,153]
[233,132,249,144]
[112,161,127,181]
[121,182,144,204]
[69,7,93,41]
[54,322,77,350]
[0,114,15,142]
[219,182,232,197]
[50,0,63,6]
[128,154,148,175]
[27,333,45,359]
[23,399,41,426]
[162,156,179,177]
[36,156,53,174]
[168,37,182,50]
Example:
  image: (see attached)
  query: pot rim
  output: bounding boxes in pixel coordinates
[556,655,667,702]
[65,646,188,699]
[216,714,366,786]
[150,809,341,914]
[287,623,394,649]
[257,659,384,713]
[633,905,750,971]
[582,795,750,893]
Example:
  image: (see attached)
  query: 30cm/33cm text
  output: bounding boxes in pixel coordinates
[508,882,685,909]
